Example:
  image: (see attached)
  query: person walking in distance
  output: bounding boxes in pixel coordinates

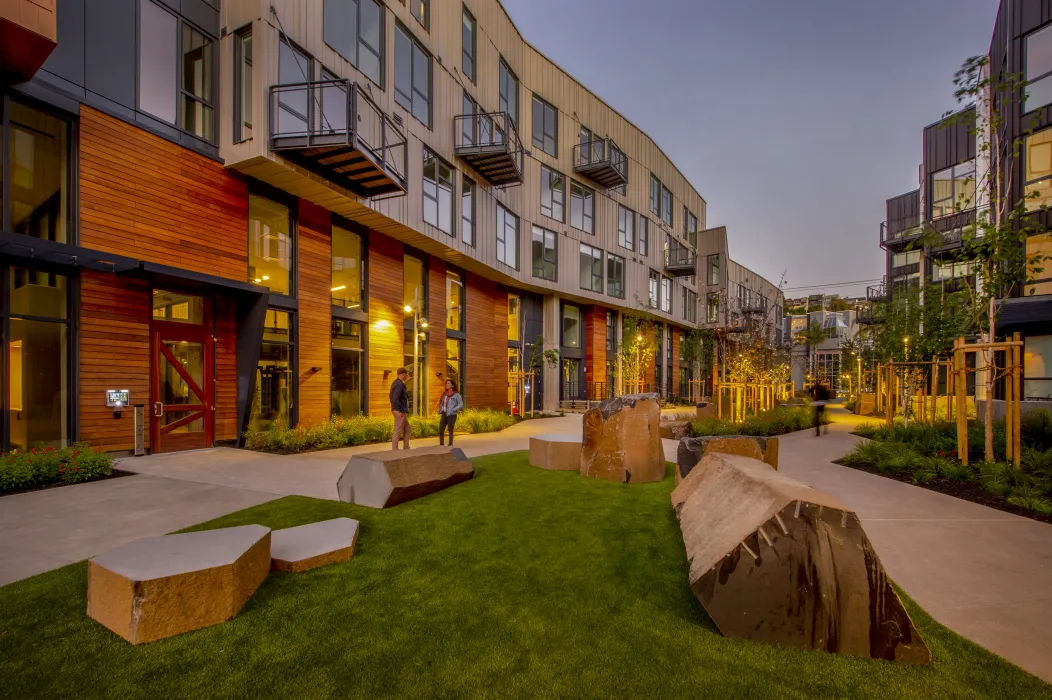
[809,380,830,437]
[390,367,410,450]
[437,379,464,447]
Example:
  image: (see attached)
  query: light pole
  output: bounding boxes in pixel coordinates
[404,289,428,416]
[856,353,862,394]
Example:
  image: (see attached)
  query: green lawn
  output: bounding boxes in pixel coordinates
[1,452,1048,699]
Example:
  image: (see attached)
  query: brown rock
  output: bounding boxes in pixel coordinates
[338,446,474,508]
[86,525,271,644]
[580,393,665,483]
[271,518,360,573]
[529,433,581,470]
[671,452,930,664]
[676,435,778,484]
[659,421,691,441]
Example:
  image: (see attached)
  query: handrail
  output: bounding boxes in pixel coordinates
[664,238,695,268]
[452,110,524,179]
[572,138,627,177]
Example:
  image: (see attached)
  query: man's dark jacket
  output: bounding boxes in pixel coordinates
[390,378,409,413]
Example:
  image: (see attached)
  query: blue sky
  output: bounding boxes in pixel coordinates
[501,0,1000,297]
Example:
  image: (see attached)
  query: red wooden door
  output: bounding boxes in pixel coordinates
[150,304,215,453]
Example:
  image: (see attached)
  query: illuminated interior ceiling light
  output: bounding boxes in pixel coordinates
[254,278,262,283]
[404,305,414,313]
[331,285,347,292]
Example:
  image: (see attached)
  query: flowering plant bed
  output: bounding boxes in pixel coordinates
[0,445,116,496]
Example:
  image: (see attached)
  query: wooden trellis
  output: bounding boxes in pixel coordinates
[508,370,536,417]
[952,334,1023,468]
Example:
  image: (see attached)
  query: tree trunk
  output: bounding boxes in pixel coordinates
[984,297,995,463]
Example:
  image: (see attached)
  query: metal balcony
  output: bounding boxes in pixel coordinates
[856,304,882,325]
[664,240,696,277]
[879,218,925,252]
[866,279,888,302]
[572,138,628,189]
[269,79,408,198]
[453,111,524,187]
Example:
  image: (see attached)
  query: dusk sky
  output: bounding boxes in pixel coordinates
[502,0,1000,298]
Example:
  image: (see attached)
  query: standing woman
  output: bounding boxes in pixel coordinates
[438,380,464,446]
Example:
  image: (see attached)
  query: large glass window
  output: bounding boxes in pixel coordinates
[891,250,921,268]
[707,292,719,323]
[1024,335,1052,399]
[562,305,581,348]
[617,205,635,251]
[152,289,203,323]
[234,28,252,142]
[540,165,565,221]
[332,319,364,418]
[649,270,660,309]
[411,0,429,30]
[322,0,383,87]
[707,254,720,285]
[403,327,428,413]
[661,186,673,227]
[276,40,312,137]
[248,194,292,295]
[446,338,464,396]
[446,270,465,331]
[395,24,431,126]
[661,276,672,313]
[462,6,476,82]
[423,149,454,234]
[461,176,475,246]
[650,174,660,215]
[532,225,557,281]
[607,253,625,299]
[1026,129,1052,211]
[499,59,519,126]
[252,309,293,431]
[497,204,519,269]
[403,253,427,319]
[580,243,603,293]
[1026,24,1052,113]
[930,161,975,218]
[532,95,558,156]
[685,290,697,323]
[508,294,520,342]
[332,224,363,309]
[639,217,649,256]
[686,210,698,248]
[570,180,594,234]
[3,98,71,243]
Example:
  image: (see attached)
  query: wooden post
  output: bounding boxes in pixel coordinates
[946,360,952,421]
[955,338,968,466]
[931,358,938,424]
[1013,332,1023,469]
[1006,346,1014,464]
[885,364,894,427]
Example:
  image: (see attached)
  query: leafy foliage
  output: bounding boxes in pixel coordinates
[0,444,114,494]
[688,406,817,438]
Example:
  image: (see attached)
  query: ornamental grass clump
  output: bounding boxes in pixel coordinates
[688,406,816,439]
[0,444,114,494]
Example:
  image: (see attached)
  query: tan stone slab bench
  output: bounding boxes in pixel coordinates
[337,446,473,508]
[86,525,271,644]
[271,518,360,573]
[528,433,581,471]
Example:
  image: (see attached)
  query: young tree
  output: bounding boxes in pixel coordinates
[795,322,827,380]
[618,315,656,394]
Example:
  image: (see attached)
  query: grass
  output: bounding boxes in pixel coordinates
[1,452,1048,699]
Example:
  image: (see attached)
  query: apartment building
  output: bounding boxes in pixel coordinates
[0,0,716,453]
[786,310,859,395]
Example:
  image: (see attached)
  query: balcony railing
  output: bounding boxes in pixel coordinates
[856,304,882,325]
[866,279,888,302]
[453,111,524,187]
[879,218,925,251]
[269,79,407,197]
[664,239,696,277]
[572,138,628,189]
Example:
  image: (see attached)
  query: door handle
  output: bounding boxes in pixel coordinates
[153,402,164,418]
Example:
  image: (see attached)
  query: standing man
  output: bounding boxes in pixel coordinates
[391,367,410,450]
[809,380,829,437]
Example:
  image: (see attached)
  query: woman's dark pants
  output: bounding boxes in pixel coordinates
[439,413,457,445]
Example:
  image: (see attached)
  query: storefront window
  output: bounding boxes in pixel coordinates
[403,328,428,414]
[248,194,292,295]
[446,338,464,395]
[331,319,364,417]
[446,270,464,331]
[332,224,363,309]
[251,309,293,430]
[152,289,204,323]
[4,97,72,243]
[1024,335,1052,400]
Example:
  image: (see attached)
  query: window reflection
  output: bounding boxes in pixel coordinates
[332,319,364,418]
[251,310,293,430]
[248,195,292,295]
[7,99,70,243]
[332,225,363,308]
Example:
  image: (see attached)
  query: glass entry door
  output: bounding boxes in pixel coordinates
[151,291,214,453]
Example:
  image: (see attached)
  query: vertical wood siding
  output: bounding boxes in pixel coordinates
[367,233,404,417]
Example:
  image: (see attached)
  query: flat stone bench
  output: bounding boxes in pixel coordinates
[271,518,360,573]
[528,433,581,471]
[86,524,271,644]
[338,446,473,508]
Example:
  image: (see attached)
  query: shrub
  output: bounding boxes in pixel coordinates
[841,441,891,467]
[1021,446,1052,482]
[688,406,817,439]
[1007,484,1052,515]
[912,468,937,485]
[1021,409,1052,452]
[0,444,113,494]
[875,450,917,475]
[936,459,973,482]
[853,423,880,440]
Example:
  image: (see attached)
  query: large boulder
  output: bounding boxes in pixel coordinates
[659,421,691,441]
[529,433,581,470]
[86,525,271,644]
[671,452,930,664]
[580,393,664,484]
[271,518,360,573]
[676,435,778,484]
[338,446,474,508]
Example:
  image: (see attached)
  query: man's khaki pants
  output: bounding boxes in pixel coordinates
[392,411,410,449]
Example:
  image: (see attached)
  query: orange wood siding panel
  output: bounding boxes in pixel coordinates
[367,233,404,417]
[586,306,606,392]
[79,272,151,451]
[465,276,507,410]
[297,199,332,426]
[78,107,249,280]
[427,259,447,412]
[671,328,681,397]
[215,297,238,442]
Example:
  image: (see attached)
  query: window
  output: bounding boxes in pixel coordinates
[685,290,697,323]
[562,305,581,348]
[681,287,688,320]
[322,0,383,87]
[892,250,921,268]
[618,205,636,251]
[639,217,649,256]
[153,290,204,323]
[234,27,252,142]
[275,40,312,137]
[930,161,975,218]
[395,24,431,126]
[540,166,565,221]
[532,226,557,281]
[570,180,594,234]
[252,309,294,431]
[446,270,465,331]
[139,1,215,141]
[508,294,520,342]
[249,194,293,295]
[411,0,429,30]
[462,7,476,82]
[2,97,72,243]
[446,338,464,395]
[332,319,364,418]
[1024,335,1052,398]
[1026,24,1052,113]
[686,210,698,248]
[661,186,673,227]
[650,174,660,215]
[607,253,625,299]
[403,253,427,318]
[707,293,719,323]
[461,176,475,245]
[403,327,428,413]
[499,59,519,126]
[649,270,660,308]
[1026,129,1052,211]
[423,149,454,234]
[496,204,519,268]
[661,276,672,313]
[932,260,978,281]
[707,254,720,285]
[580,243,603,293]
[332,224,363,308]
[532,95,558,156]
